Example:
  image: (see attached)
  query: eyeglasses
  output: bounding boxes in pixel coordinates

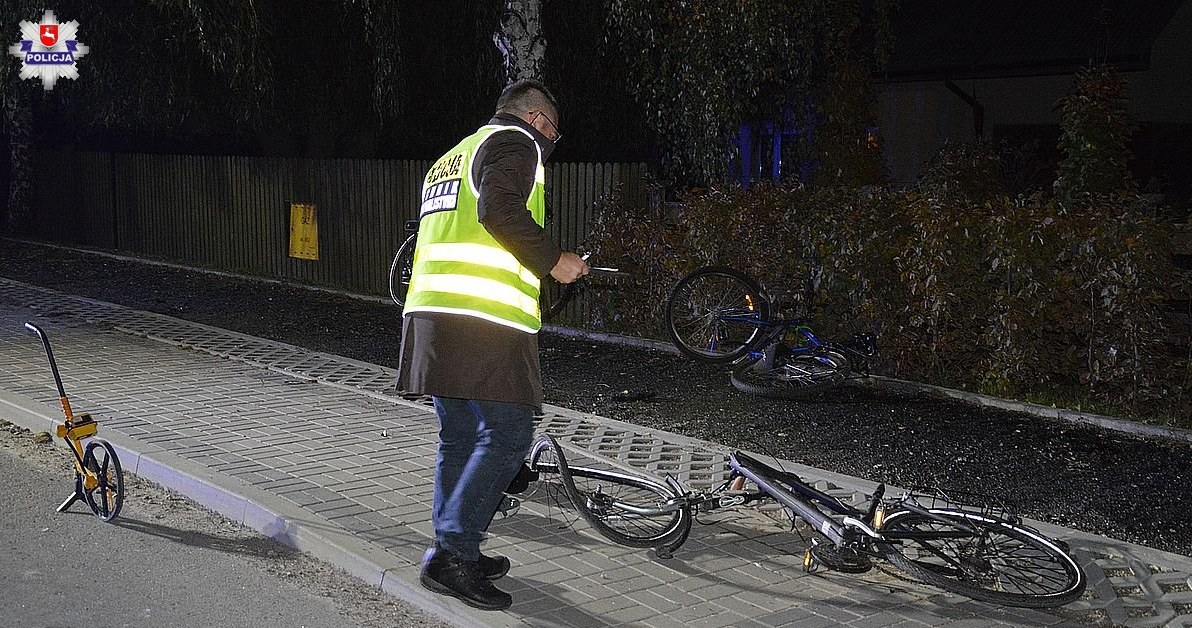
[531,110,561,143]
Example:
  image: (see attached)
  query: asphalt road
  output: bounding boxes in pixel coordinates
[0,420,451,628]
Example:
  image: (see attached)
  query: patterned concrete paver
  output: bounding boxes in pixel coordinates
[2,276,1191,628]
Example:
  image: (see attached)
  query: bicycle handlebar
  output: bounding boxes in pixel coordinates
[579,253,621,275]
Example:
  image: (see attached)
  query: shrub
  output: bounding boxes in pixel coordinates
[1056,65,1137,205]
[918,140,1006,202]
[584,183,1190,426]
[581,63,1190,426]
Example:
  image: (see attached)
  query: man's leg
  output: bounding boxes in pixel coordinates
[431,397,478,546]
[437,399,535,561]
[422,398,533,610]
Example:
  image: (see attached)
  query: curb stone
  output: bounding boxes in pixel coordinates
[0,387,512,628]
[864,376,1192,444]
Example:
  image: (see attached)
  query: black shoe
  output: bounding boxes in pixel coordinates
[425,542,510,580]
[420,549,512,611]
[504,463,539,494]
[478,551,511,580]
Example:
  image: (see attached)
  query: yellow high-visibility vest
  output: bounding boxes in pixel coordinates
[403,125,547,333]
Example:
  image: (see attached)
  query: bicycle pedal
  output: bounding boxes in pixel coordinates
[803,548,818,574]
[493,496,521,520]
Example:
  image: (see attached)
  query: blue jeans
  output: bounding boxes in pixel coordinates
[432,397,535,561]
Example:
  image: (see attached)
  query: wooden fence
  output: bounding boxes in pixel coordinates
[28,150,647,296]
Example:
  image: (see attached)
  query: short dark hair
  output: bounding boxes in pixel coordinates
[495,79,559,117]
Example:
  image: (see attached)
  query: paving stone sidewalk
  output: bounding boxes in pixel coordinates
[1,276,1190,628]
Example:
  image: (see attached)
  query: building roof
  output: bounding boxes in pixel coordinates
[879,0,1187,81]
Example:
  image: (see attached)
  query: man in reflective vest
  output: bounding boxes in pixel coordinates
[399,80,588,611]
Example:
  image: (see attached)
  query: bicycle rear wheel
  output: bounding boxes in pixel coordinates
[666,266,769,363]
[540,281,576,323]
[388,234,417,307]
[877,508,1086,608]
[528,435,691,550]
[731,353,846,398]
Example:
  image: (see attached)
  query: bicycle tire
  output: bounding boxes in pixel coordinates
[529,435,691,550]
[388,233,417,307]
[877,507,1086,608]
[665,266,770,363]
[730,354,846,398]
[81,440,124,522]
[540,281,576,323]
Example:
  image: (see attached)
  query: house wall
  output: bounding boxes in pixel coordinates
[876,1,1192,186]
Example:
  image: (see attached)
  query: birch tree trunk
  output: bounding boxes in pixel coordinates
[493,0,546,84]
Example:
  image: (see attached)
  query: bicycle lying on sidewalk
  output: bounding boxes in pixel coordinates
[665,266,877,398]
[524,433,1086,609]
[25,322,125,521]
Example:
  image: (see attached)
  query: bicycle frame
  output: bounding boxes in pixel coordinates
[528,437,874,542]
[730,313,874,376]
[528,437,970,554]
[723,453,984,549]
[729,451,880,546]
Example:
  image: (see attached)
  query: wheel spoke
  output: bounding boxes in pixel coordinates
[879,509,1084,606]
[82,441,124,521]
[535,435,688,549]
[667,268,766,362]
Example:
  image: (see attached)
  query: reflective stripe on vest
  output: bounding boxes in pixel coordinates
[415,242,540,288]
[403,124,547,333]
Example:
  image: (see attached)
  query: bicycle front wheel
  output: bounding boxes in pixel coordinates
[666,266,770,363]
[388,234,417,307]
[877,508,1086,608]
[529,435,691,550]
[731,354,845,398]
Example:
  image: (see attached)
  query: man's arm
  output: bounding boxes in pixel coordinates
[474,132,561,278]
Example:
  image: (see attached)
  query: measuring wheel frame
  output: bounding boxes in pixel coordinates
[24,322,126,522]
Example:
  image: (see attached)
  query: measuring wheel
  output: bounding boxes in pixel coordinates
[25,322,128,523]
[81,440,124,521]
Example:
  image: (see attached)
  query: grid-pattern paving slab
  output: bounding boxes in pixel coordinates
[2,276,1191,627]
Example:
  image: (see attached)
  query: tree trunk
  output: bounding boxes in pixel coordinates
[493,0,546,84]
[3,81,32,235]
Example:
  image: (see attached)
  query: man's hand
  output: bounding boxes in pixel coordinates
[550,252,589,284]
